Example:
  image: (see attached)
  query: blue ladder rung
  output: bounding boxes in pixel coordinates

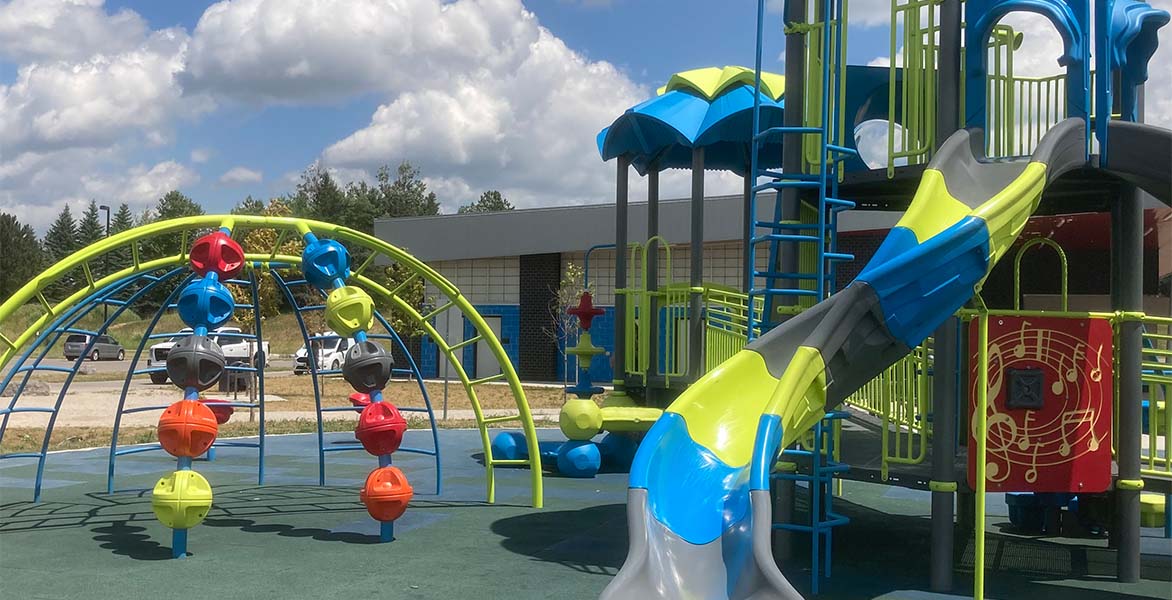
[0,452,46,460]
[103,299,128,307]
[756,288,820,297]
[282,279,311,286]
[120,404,172,415]
[299,305,326,312]
[391,369,414,376]
[62,328,98,335]
[211,441,260,449]
[826,144,859,156]
[320,407,361,413]
[225,365,258,373]
[754,221,825,231]
[16,365,73,374]
[397,407,431,413]
[132,367,167,375]
[754,181,820,193]
[755,126,822,141]
[147,332,189,340]
[0,407,56,416]
[757,170,821,182]
[114,445,164,457]
[754,271,828,281]
[825,252,854,261]
[306,334,344,341]
[825,198,856,208]
[752,234,820,245]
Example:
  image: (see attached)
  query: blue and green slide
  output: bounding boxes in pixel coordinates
[601,118,1172,599]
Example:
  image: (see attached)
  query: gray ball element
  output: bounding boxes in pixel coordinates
[342,340,394,393]
[166,334,225,391]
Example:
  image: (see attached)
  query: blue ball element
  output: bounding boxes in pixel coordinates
[598,432,638,471]
[177,277,235,330]
[556,440,601,478]
[302,237,351,290]
[490,431,527,461]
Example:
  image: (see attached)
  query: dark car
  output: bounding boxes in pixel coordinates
[63,334,125,361]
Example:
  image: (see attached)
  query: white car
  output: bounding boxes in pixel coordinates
[147,326,270,384]
[294,332,353,375]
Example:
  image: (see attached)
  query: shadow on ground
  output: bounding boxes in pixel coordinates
[491,502,627,576]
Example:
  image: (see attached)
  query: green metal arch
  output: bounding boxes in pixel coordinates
[0,215,544,507]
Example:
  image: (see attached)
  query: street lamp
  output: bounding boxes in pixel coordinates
[98,204,110,320]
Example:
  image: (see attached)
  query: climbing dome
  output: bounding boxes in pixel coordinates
[0,216,544,517]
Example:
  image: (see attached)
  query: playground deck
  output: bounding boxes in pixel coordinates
[1,429,1168,600]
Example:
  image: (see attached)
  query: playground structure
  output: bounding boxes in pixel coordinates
[0,215,545,557]
[569,0,1170,598]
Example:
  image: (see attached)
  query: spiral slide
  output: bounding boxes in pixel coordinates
[600,118,1172,599]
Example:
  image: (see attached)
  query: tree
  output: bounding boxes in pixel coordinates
[138,191,205,313]
[42,205,79,302]
[0,213,44,300]
[106,203,136,275]
[545,262,591,395]
[151,190,205,222]
[378,162,441,218]
[232,195,266,216]
[458,190,514,214]
[231,198,303,334]
[77,200,105,248]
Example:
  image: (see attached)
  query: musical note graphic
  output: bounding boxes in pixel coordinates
[1011,321,1033,359]
[1058,409,1094,456]
[1089,344,1103,382]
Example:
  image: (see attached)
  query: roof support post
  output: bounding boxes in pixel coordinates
[936,0,962,149]
[743,171,753,294]
[689,147,705,382]
[1112,185,1143,583]
[647,164,660,393]
[613,156,630,391]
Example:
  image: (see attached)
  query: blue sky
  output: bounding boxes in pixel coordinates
[0,0,1168,231]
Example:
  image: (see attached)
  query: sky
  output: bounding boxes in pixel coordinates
[1,0,1170,232]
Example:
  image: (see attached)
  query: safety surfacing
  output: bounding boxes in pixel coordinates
[0,429,1168,599]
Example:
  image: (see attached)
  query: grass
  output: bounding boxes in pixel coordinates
[0,416,558,454]
[260,376,585,413]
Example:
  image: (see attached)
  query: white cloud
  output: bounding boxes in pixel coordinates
[81,160,200,206]
[190,148,211,163]
[218,166,263,185]
[0,0,148,63]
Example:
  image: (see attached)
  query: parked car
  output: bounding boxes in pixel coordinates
[63,334,125,361]
[294,332,352,375]
[147,326,270,384]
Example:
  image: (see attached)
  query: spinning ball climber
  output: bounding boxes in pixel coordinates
[300,231,411,542]
[151,226,243,558]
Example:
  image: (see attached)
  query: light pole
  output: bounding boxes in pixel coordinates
[98,204,110,320]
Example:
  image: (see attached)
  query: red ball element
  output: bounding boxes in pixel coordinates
[199,398,235,425]
[349,392,371,413]
[355,401,408,456]
[568,291,605,331]
[158,399,219,457]
[360,466,413,522]
[190,231,245,279]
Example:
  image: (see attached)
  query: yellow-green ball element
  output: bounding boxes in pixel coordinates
[152,470,213,529]
[325,285,375,337]
[560,398,603,440]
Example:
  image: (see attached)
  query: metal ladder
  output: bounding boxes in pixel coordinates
[748,0,856,338]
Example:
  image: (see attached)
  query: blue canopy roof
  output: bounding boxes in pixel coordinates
[596,71,787,176]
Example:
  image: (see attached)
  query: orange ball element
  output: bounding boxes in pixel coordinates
[190,231,245,279]
[360,466,413,522]
[158,400,219,457]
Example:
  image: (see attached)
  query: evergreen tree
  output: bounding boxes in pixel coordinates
[138,191,205,313]
[0,213,44,300]
[43,205,78,263]
[232,195,266,216]
[110,203,134,234]
[77,200,105,248]
[378,162,441,218]
[458,190,514,214]
[41,205,79,302]
[296,165,347,221]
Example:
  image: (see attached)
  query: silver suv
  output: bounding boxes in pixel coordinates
[63,334,125,361]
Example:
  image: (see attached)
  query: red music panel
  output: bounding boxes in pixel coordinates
[967,316,1114,493]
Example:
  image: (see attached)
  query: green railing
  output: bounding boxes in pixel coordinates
[618,237,692,387]
[703,287,765,372]
[845,339,933,479]
[1141,314,1171,480]
[802,2,850,175]
[887,0,939,176]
